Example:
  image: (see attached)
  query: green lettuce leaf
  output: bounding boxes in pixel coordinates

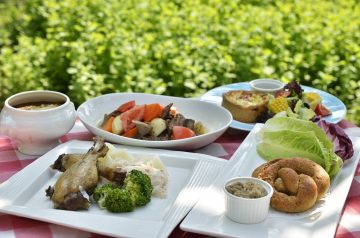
[260,117,333,150]
[257,117,342,178]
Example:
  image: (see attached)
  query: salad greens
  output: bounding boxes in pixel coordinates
[262,80,331,123]
[257,117,343,178]
[317,120,354,160]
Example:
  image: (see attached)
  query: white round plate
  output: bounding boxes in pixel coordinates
[77,93,233,150]
[200,82,347,131]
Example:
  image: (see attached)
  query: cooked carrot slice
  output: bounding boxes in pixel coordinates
[102,116,115,132]
[117,100,136,113]
[122,127,138,138]
[144,103,163,122]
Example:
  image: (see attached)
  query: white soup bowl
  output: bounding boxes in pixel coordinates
[0,90,76,155]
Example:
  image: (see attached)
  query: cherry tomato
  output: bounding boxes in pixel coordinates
[314,103,331,117]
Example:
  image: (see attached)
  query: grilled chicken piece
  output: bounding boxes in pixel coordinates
[51,153,84,172]
[48,137,109,210]
[51,152,128,185]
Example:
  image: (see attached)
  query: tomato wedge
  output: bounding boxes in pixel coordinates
[171,126,196,140]
[120,105,145,132]
[117,100,136,113]
[314,103,331,117]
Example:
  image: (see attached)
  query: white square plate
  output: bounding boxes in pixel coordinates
[0,140,226,238]
[180,124,360,238]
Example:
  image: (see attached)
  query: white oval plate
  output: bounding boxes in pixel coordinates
[201,82,347,131]
[77,93,233,150]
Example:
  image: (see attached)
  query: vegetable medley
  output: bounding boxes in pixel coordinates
[258,80,331,123]
[100,101,208,140]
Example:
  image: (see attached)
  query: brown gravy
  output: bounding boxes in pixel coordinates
[14,101,64,111]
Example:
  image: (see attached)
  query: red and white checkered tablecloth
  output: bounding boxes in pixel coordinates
[0,119,359,238]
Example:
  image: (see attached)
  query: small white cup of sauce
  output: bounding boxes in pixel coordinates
[224,177,273,224]
[249,79,284,94]
[0,90,76,155]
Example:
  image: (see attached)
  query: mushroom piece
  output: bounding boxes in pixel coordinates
[183,118,195,131]
[133,120,152,136]
[168,113,186,129]
[160,103,173,119]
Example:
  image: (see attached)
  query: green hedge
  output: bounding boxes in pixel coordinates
[0,0,359,125]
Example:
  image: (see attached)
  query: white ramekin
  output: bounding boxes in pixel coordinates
[249,79,284,94]
[223,177,273,224]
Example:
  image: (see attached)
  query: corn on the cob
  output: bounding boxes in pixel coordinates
[268,97,289,114]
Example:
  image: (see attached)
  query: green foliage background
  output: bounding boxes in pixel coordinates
[0,0,359,125]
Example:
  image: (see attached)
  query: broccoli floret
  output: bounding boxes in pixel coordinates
[93,183,116,203]
[93,170,153,212]
[104,188,134,213]
[124,170,153,206]
[93,183,134,212]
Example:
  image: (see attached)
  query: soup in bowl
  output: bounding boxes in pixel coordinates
[0,90,76,155]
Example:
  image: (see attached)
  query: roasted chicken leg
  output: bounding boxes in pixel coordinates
[46,137,109,210]
[51,152,127,185]
[51,153,84,172]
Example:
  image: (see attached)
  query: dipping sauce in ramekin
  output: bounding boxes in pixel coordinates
[223,177,273,224]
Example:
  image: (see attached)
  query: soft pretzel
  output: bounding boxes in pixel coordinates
[252,158,330,213]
